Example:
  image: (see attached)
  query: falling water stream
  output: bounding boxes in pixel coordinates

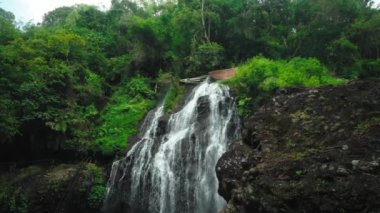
[103,79,240,213]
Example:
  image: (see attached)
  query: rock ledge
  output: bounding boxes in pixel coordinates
[217,80,380,213]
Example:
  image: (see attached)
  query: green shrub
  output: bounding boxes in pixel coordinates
[360,59,380,79]
[95,76,155,156]
[226,56,347,116]
[87,185,106,209]
[157,71,172,84]
[0,186,7,212]
[8,188,28,213]
[82,163,106,209]
[164,81,184,113]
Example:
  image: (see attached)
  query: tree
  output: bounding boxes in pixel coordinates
[187,42,225,76]
[48,31,86,62]
[0,8,19,45]
[0,7,15,22]
[42,6,75,26]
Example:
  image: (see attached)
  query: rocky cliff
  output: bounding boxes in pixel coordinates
[217,79,380,213]
[0,163,106,213]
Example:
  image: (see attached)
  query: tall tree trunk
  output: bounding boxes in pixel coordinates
[201,0,210,43]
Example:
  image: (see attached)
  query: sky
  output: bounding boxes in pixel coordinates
[0,0,111,24]
[1,0,380,24]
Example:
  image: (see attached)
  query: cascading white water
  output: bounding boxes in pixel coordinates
[104,79,240,213]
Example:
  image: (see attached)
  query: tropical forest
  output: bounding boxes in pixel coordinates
[0,0,379,212]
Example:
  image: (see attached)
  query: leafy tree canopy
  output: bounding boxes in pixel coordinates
[0,0,378,158]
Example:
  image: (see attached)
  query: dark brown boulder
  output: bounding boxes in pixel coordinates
[217,79,380,213]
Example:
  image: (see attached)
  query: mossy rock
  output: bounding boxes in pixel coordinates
[0,163,106,213]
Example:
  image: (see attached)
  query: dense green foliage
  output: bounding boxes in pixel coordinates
[83,163,106,209]
[0,0,379,158]
[227,57,347,115]
[96,77,155,156]
[0,166,41,213]
[164,80,185,113]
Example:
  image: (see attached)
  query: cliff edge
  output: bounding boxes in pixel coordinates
[217,79,380,213]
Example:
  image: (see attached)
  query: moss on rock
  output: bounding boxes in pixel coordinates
[0,163,106,213]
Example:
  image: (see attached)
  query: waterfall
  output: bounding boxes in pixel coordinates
[103,79,240,213]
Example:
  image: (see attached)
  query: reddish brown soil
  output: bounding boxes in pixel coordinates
[208,68,236,80]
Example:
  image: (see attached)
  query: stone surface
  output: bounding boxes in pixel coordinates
[217,79,380,213]
[0,163,106,213]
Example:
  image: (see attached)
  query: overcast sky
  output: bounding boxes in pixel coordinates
[1,0,380,24]
[0,0,111,24]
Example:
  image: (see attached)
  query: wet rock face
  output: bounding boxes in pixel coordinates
[197,95,211,120]
[217,80,380,213]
